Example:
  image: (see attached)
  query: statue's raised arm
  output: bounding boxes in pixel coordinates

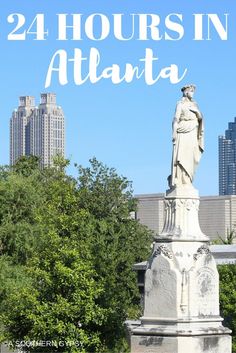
[169,84,204,189]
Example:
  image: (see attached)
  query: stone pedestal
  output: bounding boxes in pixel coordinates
[130,186,232,353]
[156,185,208,242]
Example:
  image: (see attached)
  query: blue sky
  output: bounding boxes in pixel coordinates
[0,1,235,196]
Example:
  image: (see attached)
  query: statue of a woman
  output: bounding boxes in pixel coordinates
[169,84,204,188]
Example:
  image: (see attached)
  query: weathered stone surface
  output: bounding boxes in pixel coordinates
[143,241,220,320]
[144,254,179,318]
[131,334,231,353]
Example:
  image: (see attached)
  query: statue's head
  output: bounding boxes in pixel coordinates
[181,84,196,99]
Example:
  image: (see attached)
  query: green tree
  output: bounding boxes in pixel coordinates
[219,264,236,353]
[13,155,40,177]
[0,156,152,353]
[76,158,152,351]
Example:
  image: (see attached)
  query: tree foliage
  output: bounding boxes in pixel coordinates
[219,264,236,353]
[0,156,152,353]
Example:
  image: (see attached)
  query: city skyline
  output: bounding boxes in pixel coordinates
[10,93,65,167]
[1,1,236,196]
[219,118,236,195]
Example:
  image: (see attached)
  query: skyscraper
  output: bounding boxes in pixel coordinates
[10,93,65,167]
[10,96,35,165]
[219,118,236,195]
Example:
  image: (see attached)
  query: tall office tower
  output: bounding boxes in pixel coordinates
[30,93,65,167]
[219,118,236,195]
[10,96,35,165]
[10,93,65,167]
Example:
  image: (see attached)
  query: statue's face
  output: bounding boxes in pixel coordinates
[184,87,195,99]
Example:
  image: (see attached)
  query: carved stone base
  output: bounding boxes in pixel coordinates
[129,241,232,352]
[156,185,209,242]
[131,333,231,353]
[143,241,220,319]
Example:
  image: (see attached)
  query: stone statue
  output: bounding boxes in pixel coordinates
[129,84,232,353]
[169,84,204,188]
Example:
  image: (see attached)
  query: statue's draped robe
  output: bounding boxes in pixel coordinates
[171,97,204,186]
